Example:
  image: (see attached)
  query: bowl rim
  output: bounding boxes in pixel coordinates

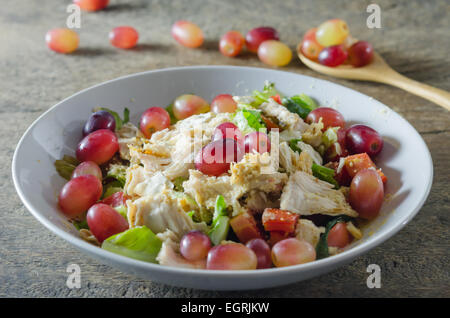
[12,65,433,277]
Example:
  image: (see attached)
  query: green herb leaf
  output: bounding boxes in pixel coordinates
[316,216,353,259]
[54,155,79,180]
[123,108,130,124]
[166,104,178,125]
[312,163,339,189]
[73,219,89,231]
[102,226,162,263]
[173,176,187,192]
[288,139,303,153]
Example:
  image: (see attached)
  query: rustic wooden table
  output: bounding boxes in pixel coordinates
[1,0,449,297]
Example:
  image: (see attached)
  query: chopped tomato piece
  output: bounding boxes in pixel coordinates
[101,191,127,207]
[261,114,280,132]
[344,153,387,183]
[230,212,263,244]
[271,94,282,104]
[262,208,299,234]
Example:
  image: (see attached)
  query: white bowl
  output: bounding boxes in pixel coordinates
[12,66,433,290]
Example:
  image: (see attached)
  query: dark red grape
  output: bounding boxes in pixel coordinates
[83,110,116,136]
[318,45,348,67]
[348,41,374,67]
[346,124,383,156]
[246,238,272,269]
[245,27,279,53]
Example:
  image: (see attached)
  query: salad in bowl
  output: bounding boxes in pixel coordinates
[55,82,387,270]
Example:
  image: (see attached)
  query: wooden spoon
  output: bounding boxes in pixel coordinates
[297,48,450,111]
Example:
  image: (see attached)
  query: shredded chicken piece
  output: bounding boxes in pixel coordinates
[116,122,144,160]
[346,221,363,240]
[244,190,280,213]
[302,121,324,148]
[295,219,325,248]
[125,168,173,198]
[279,142,313,175]
[126,189,207,238]
[156,230,206,269]
[79,229,100,246]
[259,99,309,132]
[280,171,358,217]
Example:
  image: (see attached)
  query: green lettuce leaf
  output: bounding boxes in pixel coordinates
[282,94,318,119]
[54,155,79,180]
[252,82,283,106]
[106,164,127,187]
[101,226,162,263]
[208,195,230,245]
[232,108,266,135]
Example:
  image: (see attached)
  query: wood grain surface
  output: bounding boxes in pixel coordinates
[0,0,449,297]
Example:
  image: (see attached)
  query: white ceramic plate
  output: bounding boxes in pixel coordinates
[12,66,433,290]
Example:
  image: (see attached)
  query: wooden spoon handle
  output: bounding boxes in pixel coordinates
[381,70,450,111]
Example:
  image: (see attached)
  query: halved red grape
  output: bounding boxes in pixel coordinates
[73,0,109,11]
[71,161,102,181]
[246,238,272,269]
[211,94,237,114]
[245,26,279,53]
[318,45,348,67]
[348,41,374,67]
[180,230,212,261]
[195,139,243,176]
[345,124,383,156]
[86,203,129,242]
[306,107,345,131]
[76,129,119,165]
[83,110,116,136]
[171,21,204,48]
[139,107,171,138]
[206,243,257,270]
[45,28,79,54]
[219,31,245,57]
[257,40,292,67]
[244,131,271,154]
[327,222,351,248]
[173,94,209,120]
[271,238,316,267]
[349,169,384,220]
[58,175,102,218]
[109,26,139,49]
[212,122,244,150]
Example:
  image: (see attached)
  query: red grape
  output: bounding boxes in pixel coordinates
[316,19,349,47]
[173,94,209,120]
[348,41,374,67]
[306,107,345,131]
[139,107,171,138]
[246,238,272,269]
[318,45,348,67]
[345,124,383,156]
[206,243,257,270]
[195,139,243,176]
[211,122,244,150]
[271,238,316,267]
[58,175,102,218]
[211,94,237,113]
[71,161,102,181]
[109,26,139,49]
[245,27,280,53]
[300,28,323,60]
[349,169,384,220]
[327,222,351,248]
[87,203,129,242]
[76,129,119,165]
[171,21,204,48]
[45,28,79,54]
[73,0,109,11]
[180,230,212,261]
[244,131,271,154]
[101,191,126,207]
[257,40,292,67]
[219,31,245,57]
[83,110,116,136]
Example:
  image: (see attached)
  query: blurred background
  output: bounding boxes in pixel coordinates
[0,0,449,297]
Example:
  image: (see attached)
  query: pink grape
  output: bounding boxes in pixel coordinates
[206,243,257,270]
[306,107,345,131]
[87,203,129,242]
[245,27,279,53]
[271,238,316,267]
[211,94,237,113]
[109,26,139,49]
[195,139,243,176]
[244,131,271,154]
[318,45,348,67]
[171,21,204,48]
[246,238,272,269]
[45,28,79,54]
[76,129,119,165]
[180,231,212,261]
[211,122,244,150]
[71,161,102,181]
[257,40,292,67]
[219,31,245,57]
[139,107,171,138]
[173,94,209,120]
[58,175,102,218]
[349,169,384,220]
